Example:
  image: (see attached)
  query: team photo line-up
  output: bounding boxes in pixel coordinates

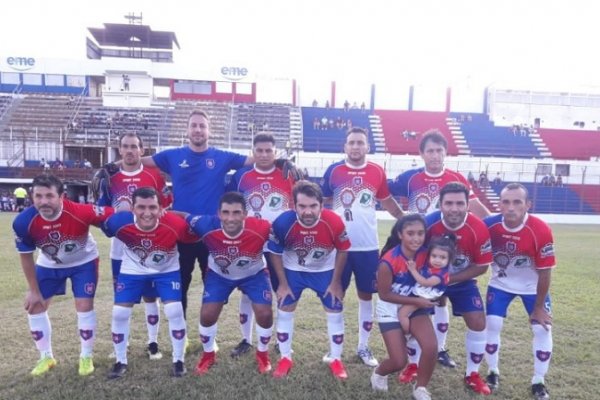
[13,108,555,400]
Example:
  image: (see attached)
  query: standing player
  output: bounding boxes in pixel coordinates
[390,129,491,368]
[268,181,351,380]
[96,132,172,360]
[102,187,190,378]
[400,182,493,395]
[14,185,28,212]
[321,127,403,367]
[185,192,273,375]
[13,174,113,376]
[226,133,296,358]
[484,183,554,400]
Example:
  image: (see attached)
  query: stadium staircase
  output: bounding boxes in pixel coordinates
[537,128,600,160]
[289,107,303,152]
[445,116,471,155]
[368,114,386,153]
[473,184,500,212]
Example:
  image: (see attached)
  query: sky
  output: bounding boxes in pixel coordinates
[1,0,600,93]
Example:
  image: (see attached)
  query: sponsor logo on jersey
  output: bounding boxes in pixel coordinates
[480,239,492,254]
[93,205,105,216]
[178,159,189,168]
[540,243,555,258]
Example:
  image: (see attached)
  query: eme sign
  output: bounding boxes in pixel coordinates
[6,57,36,71]
[221,66,248,81]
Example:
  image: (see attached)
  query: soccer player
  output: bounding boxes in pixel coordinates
[96,132,172,360]
[185,192,273,375]
[321,127,403,367]
[13,174,113,376]
[102,187,191,379]
[400,182,493,395]
[269,181,351,380]
[484,183,555,400]
[389,129,491,368]
[226,133,296,358]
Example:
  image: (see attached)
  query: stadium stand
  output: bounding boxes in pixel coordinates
[537,128,600,160]
[453,113,541,158]
[375,110,459,155]
[301,107,375,153]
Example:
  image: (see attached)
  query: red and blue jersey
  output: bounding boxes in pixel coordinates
[321,160,392,251]
[485,213,556,295]
[96,165,172,260]
[153,146,246,214]
[390,167,474,214]
[102,211,190,275]
[227,165,294,221]
[187,215,270,280]
[268,209,351,273]
[13,200,113,268]
[379,246,429,296]
[426,211,492,282]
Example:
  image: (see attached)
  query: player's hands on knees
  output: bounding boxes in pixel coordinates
[24,290,44,312]
[325,282,344,306]
[530,306,552,331]
[276,285,295,307]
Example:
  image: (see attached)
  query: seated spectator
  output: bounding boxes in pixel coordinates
[541,174,550,186]
[556,174,563,187]
[548,174,556,186]
[493,172,502,185]
[343,100,350,112]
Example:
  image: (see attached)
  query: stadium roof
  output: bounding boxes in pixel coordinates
[88,23,180,50]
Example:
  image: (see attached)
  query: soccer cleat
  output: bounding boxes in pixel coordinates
[171,360,186,377]
[398,363,419,384]
[107,362,128,379]
[437,349,457,368]
[486,371,500,390]
[230,339,253,358]
[194,351,216,376]
[272,357,293,378]
[357,347,379,367]
[329,359,348,380]
[531,383,550,400]
[147,342,163,360]
[412,386,432,400]
[464,371,492,395]
[370,370,388,391]
[31,356,57,376]
[78,356,94,376]
[255,350,272,374]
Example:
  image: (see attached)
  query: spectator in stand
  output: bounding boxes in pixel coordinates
[312,99,318,107]
[83,159,92,169]
[479,172,489,189]
[313,117,320,130]
[468,171,476,188]
[351,101,358,109]
[343,100,350,112]
[493,172,502,186]
[321,116,328,130]
[325,100,330,109]
[556,174,563,187]
[540,174,549,186]
[360,102,366,112]
[548,174,556,186]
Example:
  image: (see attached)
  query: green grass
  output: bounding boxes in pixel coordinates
[0,215,598,399]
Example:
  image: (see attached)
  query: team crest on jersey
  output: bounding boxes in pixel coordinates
[428,183,439,193]
[415,194,431,214]
[494,253,510,268]
[340,188,355,207]
[49,231,61,241]
[206,159,215,169]
[249,193,265,211]
[261,182,271,192]
[540,243,555,258]
[141,239,152,249]
[228,246,239,255]
[84,282,95,295]
[304,235,314,245]
[506,241,517,253]
[353,176,363,186]
[127,184,137,194]
[92,205,105,216]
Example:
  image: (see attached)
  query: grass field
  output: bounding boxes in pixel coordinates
[0,214,599,400]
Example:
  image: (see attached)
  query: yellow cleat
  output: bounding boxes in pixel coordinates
[31,356,57,376]
[78,356,94,376]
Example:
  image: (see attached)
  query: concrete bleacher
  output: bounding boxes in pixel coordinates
[457,114,541,158]
[234,103,292,149]
[490,182,596,214]
[301,107,375,153]
[537,128,600,160]
[375,110,459,155]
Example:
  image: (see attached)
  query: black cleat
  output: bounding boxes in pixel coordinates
[230,339,253,358]
[147,342,163,360]
[532,383,550,400]
[486,371,500,391]
[437,350,457,368]
[107,362,128,379]
[171,360,186,377]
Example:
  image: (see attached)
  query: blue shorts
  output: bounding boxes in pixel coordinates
[341,250,379,294]
[115,271,181,304]
[445,280,485,316]
[202,269,272,305]
[486,286,552,318]
[36,259,98,300]
[281,269,343,311]
[111,259,158,299]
